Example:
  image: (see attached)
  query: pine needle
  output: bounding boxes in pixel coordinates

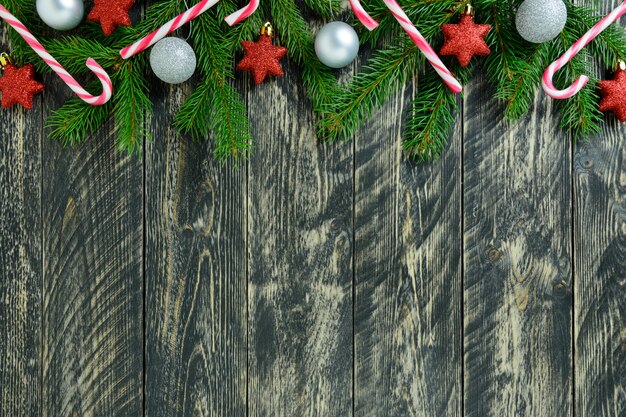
[5,0,626,161]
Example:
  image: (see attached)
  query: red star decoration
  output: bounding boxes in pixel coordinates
[0,64,44,109]
[88,0,135,36]
[440,14,491,67]
[599,69,626,122]
[237,34,287,84]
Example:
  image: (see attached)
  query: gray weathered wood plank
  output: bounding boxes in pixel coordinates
[574,2,626,412]
[463,77,573,416]
[144,84,247,417]
[353,85,462,417]
[0,27,43,417]
[574,128,626,417]
[41,80,143,417]
[247,59,353,417]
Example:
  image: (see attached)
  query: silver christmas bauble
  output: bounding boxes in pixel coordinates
[36,0,84,31]
[315,22,359,68]
[515,0,567,43]
[150,38,197,84]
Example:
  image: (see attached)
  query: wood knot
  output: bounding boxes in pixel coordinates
[552,281,568,298]
[485,245,501,262]
[330,218,342,231]
[581,158,593,169]
[181,224,194,238]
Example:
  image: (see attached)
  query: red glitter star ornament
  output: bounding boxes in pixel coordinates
[237,23,287,85]
[599,65,626,122]
[0,58,44,110]
[88,0,135,36]
[440,8,491,68]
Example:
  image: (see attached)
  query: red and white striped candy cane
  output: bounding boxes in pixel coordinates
[120,0,220,59]
[383,0,462,93]
[349,0,379,31]
[543,0,626,99]
[0,4,112,105]
[224,0,260,26]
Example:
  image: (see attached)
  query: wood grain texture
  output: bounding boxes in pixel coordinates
[574,1,626,410]
[41,80,143,417]
[353,85,462,417]
[0,27,42,417]
[247,59,353,417]
[144,83,247,417]
[574,129,626,417]
[463,77,573,417]
[6,12,626,416]
[574,5,626,416]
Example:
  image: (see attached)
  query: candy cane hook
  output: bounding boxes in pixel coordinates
[382,0,462,93]
[349,0,379,31]
[121,0,226,59]
[225,0,260,26]
[543,0,626,99]
[0,4,112,105]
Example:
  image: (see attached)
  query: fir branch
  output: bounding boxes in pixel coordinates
[3,0,42,66]
[46,58,152,151]
[483,0,550,120]
[320,0,463,143]
[268,0,340,115]
[6,0,626,163]
[228,12,264,51]
[565,3,626,66]
[320,43,418,141]
[499,43,552,119]
[32,37,119,74]
[553,25,602,139]
[483,2,519,90]
[175,77,253,162]
[115,0,184,44]
[175,11,252,162]
[175,79,214,139]
[404,64,471,161]
[47,88,112,146]
[359,0,465,47]
[112,58,152,153]
[301,0,342,19]
[556,62,601,139]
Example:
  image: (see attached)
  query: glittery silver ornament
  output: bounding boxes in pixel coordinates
[36,0,84,31]
[150,38,197,84]
[315,22,359,68]
[515,0,567,43]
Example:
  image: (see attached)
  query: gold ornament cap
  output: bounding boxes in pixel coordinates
[261,22,274,37]
[0,52,12,69]
[464,4,474,15]
[618,60,626,71]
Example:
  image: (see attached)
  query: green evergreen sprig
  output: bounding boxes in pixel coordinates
[319,42,420,141]
[320,0,626,160]
[404,63,472,161]
[4,0,626,162]
[3,0,339,162]
[174,1,252,162]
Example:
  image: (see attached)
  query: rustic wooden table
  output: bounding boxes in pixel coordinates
[1,5,625,417]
